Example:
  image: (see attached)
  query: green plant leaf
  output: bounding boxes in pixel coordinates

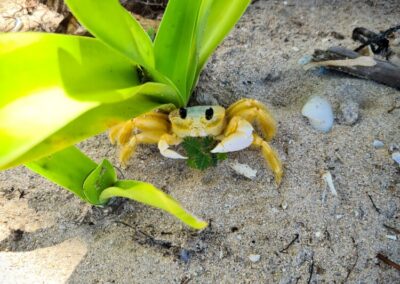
[25,146,97,202]
[99,180,208,229]
[154,0,202,102]
[65,0,154,67]
[83,159,117,205]
[0,33,177,170]
[26,148,205,229]
[197,0,251,76]
[61,0,185,106]
[182,137,227,170]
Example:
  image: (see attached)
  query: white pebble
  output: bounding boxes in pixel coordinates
[229,161,257,179]
[271,207,279,213]
[386,235,397,241]
[302,96,334,132]
[249,254,261,263]
[292,46,300,52]
[373,140,384,149]
[315,231,322,238]
[392,152,400,165]
[298,55,313,65]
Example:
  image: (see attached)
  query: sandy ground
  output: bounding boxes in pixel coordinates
[1,0,399,283]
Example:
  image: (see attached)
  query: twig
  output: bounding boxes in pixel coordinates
[279,233,299,253]
[307,259,314,284]
[383,224,400,235]
[367,193,381,214]
[134,0,167,7]
[376,253,400,271]
[307,47,400,90]
[344,237,359,282]
[180,276,192,284]
[115,221,175,249]
[114,220,135,229]
[114,166,126,180]
[387,105,400,114]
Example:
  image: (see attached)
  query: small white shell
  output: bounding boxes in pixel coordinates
[302,96,334,132]
[229,161,257,180]
[322,171,337,196]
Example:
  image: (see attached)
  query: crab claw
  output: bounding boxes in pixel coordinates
[211,118,254,153]
[158,134,187,159]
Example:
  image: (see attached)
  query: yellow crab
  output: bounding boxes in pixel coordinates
[109,99,283,184]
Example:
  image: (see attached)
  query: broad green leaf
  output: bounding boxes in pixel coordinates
[154,0,202,102]
[27,148,206,229]
[65,0,154,67]
[100,180,208,229]
[65,0,184,106]
[0,33,138,106]
[25,146,97,202]
[0,33,178,170]
[197,0,251,76]
[83,159,117,205]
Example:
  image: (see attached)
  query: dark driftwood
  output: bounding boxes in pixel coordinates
[311,46,400,90]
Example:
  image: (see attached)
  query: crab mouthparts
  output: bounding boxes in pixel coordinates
[189,127,209,137]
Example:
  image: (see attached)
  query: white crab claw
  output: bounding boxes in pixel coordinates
[211,119,254,153]
[158,140,187,159]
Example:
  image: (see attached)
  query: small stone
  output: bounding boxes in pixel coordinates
[392,152,400,165]
[180,249,191,263]
[386,235,397,241]
[271,207,279,213]
[384,200,397,219]
[338,100,359,125]
[249,254,261,263]
[373,140,384,149]
[295,248,314,267]
[315,231,322,238]
[335,214,344,220]
[298,55,313,65]
[263,70,281,84]
[281,201,288,210]
[330,31,345,40]
[389,143,399,152]
[279,276,296,284]
[292,46,300,52]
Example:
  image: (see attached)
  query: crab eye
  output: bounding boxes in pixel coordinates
[179,108,187,119]
[205,107,214,120]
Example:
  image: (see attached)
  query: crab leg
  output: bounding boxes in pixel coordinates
[109,121,127,145]
[158,134,187,159]
[252,134,283,184]
[211,116,254,153]
[109,111,169,145]
[226,99,276,141]
[119,131,166,166]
